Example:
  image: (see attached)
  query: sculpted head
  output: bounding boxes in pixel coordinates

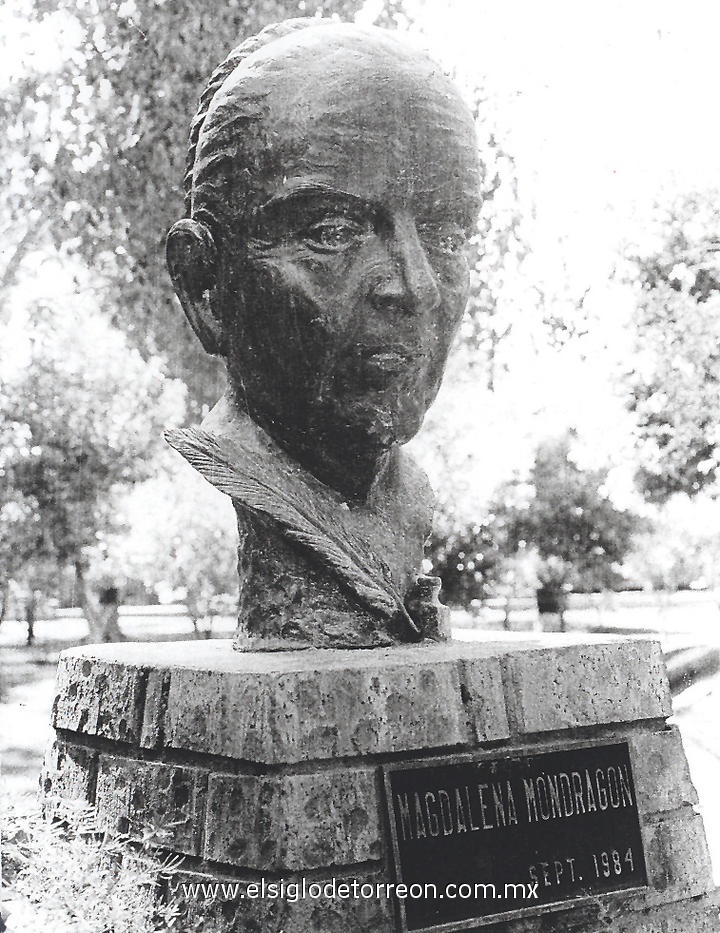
[167,20,480,495]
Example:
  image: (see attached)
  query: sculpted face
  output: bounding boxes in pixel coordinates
[170,24,480,494]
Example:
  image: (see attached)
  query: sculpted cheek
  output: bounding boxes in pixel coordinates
[241,263,363,386]
[432,248,469,293]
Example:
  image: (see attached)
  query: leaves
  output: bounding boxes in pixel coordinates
[95,452,239,621]
[0,302,185,587]
[489,432,642,592]
[0,0,372,408]
[454,88,527,391]
[625,190,720,500]
[0,797,214,931]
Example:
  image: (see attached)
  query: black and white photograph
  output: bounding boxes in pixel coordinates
[1,1,718,930]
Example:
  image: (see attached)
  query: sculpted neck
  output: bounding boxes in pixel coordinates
[227,388,389,503]
[281,427,389,503]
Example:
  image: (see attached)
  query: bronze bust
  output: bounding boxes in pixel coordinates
[165,19,480,649]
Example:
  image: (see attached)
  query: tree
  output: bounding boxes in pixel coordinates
[457,92,526,392]
[625,190,720,501]
[623,492,720,592]
[0,302,185,640]
[0,0,383,409]
[490,432,641,623]
[0,486,54,644]
[96,455,239,635]
[426,520,504,608]
[411,76,599,597]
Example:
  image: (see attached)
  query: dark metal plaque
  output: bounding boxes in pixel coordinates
[383,741,647,932]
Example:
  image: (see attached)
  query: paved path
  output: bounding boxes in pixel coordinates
[0,675,56,800]
[672,674,720,882]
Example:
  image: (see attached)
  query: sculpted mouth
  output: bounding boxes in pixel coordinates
[360,347,414,374]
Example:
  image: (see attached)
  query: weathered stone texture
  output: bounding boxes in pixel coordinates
[53,652,145,744]
[162,652,473,763]
[628,726,698,814]
[52,637,675,761]
[640,810,715,907]
[140,668,170,748]
[203,769,381,870]
[168,868,394,933]
[41,739,97,810]
[488,892,720,932]
[481,901,609,932]
[459,656,510,742]
[502,640,671,734]
[95,756,207,856]
[44,637,717,932]
[615,893,720,932]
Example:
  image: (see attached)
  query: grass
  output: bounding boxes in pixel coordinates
[1,798,225,932]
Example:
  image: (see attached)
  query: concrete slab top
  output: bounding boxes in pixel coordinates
[58,632,661,674]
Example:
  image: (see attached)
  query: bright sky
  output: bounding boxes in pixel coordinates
[414,1,720,235]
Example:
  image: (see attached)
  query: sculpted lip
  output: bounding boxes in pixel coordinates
[360,347,414,374]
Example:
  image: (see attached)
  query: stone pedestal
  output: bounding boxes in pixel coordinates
[44,634,718,932]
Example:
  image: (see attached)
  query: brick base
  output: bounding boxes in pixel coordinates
[43,634,719,932]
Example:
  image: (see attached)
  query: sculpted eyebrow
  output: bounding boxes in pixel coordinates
[249,188,378,241]
[259,183,369,210]
[253,188,379,228]
[246,189,377,249]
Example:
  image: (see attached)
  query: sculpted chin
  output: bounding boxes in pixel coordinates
[165,19,481,649]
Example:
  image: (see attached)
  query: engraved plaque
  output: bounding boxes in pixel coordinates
[383,741,648,932]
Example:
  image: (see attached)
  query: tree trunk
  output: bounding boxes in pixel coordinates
[0,581,8,626]
[186,591,211,639]
[75,560,124,643]
[535,584,567,633]
[25,593,36,646]
[502,594,512,631]
[0,224,43,319]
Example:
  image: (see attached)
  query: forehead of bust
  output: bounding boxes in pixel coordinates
[196,24,480,224]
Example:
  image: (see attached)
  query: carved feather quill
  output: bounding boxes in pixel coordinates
[165,427,419,635]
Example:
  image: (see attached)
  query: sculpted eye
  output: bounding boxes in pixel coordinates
[304,217,368,253]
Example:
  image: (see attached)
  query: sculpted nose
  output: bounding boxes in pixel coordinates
[371,214,441,315]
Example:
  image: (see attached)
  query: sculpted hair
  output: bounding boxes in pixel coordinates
[184,18,330,228]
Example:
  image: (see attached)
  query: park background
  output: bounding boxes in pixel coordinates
[1,0,719,926]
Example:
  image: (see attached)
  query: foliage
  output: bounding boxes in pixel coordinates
[424,431,642,610]
[409,94,533,577]
[0,0,417,635]
[0,798,221,932]
[0,490,46,612]
[623,493,720,592]
[0,0,377,409]
[625,190,720,501]
[0,303,184,636]
[414,81,596,574]
[490,432,642,598]
[96,454,238,629]
[412,373,538,610]
[457,91,527,392]
[426,521,502,607]
[451,89,593,392]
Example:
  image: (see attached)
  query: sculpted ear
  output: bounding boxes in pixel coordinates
[166,219,226,356]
